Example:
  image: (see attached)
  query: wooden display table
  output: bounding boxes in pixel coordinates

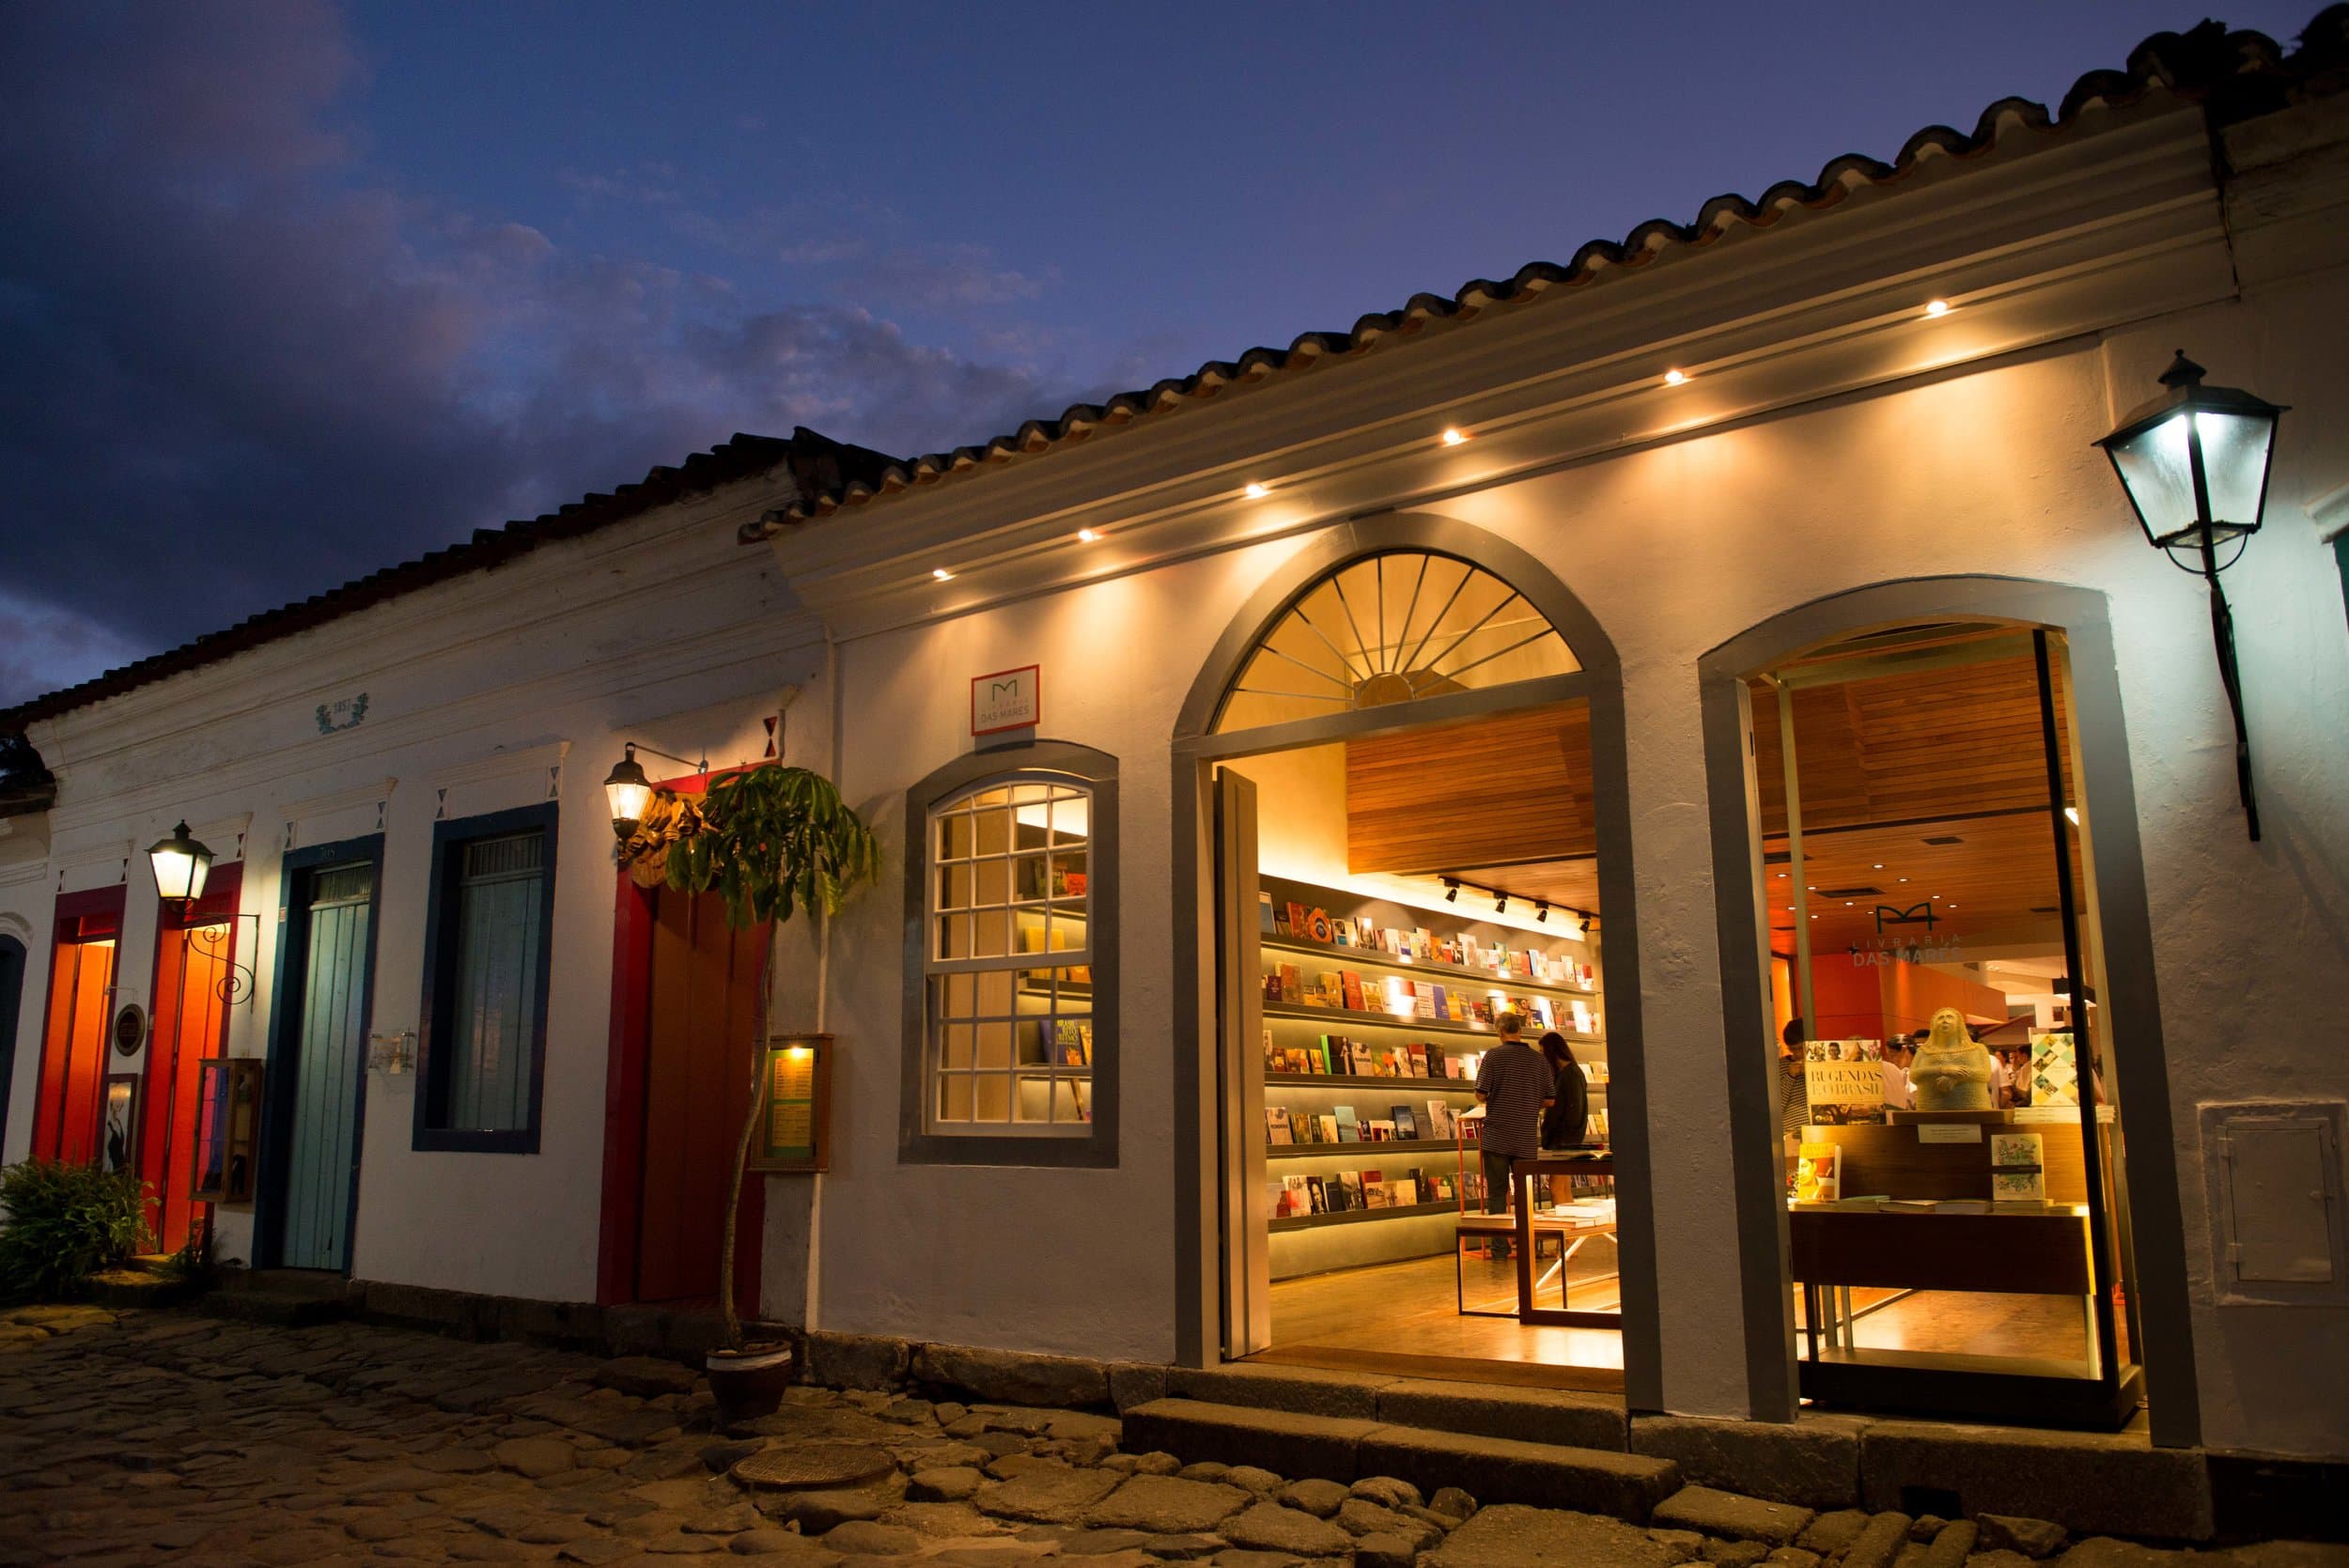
[1789,1203,2098,1371]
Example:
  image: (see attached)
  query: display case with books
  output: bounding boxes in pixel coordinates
[1257,874,1606,1279]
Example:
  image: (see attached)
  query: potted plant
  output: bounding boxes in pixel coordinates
[625,760,879,1422]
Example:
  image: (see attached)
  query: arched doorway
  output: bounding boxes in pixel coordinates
[1699,576,2192,1440]
[1170,513,1658,1405]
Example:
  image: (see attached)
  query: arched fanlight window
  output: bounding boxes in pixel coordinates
[1213,551,1579,733]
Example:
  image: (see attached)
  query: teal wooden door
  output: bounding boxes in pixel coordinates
[282,863,374,1271]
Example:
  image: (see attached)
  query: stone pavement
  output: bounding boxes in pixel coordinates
[2,1303,2344,1568]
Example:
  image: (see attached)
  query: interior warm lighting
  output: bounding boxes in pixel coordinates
[1440,427,1469,446]
[1872,862,1885,870]
[1244,482,1271,499]
[932,567,954,582]
[2064,805,2080,825]
[1924,299,1952,318]
[1077,528,1099,543]
[1663,369,1688,386]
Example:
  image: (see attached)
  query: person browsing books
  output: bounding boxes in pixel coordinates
[1879,1037,1916,1111]
[1474,1013,1555,1255]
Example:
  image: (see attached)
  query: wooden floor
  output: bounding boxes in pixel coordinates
[1266,1250,1626,1389]
[1264,1250,2121,1390]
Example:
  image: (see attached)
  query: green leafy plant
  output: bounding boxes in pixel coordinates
[650,763,880,1348]
[157,1219,217,1290]
[0,1159,152,1304]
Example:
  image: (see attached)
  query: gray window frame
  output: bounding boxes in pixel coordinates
[899,740,1119,1168]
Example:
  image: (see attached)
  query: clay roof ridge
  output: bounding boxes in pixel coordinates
[749,8,2346,535]
[1,426,898,732]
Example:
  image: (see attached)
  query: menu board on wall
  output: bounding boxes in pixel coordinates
[749,1032,832,1172]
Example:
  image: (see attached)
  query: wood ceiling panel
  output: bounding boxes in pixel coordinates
[1761,810,2088,958]
[1445,859,1602,916]
[1346,703,1593,875]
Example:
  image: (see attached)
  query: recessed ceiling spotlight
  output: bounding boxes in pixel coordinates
[931,567,954,582]
[1440,427,1470,446]
[1663,368,1688,387]
[1077,528,1099,543]
[1898,877,1909,883]
[1872,863,1885,870]
[1843,901,1855,907]
[2063,805,2080,825]
[1244,482,1271,500]
[1924,299,1952,318]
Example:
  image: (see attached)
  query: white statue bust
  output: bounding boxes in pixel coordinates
[1911,1006,1994,1111]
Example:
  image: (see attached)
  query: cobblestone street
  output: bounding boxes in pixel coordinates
[4,1305,2346,1568]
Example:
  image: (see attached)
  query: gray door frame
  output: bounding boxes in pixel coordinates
[1167,511,1662,1411]
[1696,573,2198,1443]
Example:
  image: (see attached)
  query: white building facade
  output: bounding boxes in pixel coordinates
[5,16,2346,1481]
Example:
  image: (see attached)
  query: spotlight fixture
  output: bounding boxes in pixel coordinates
[1493,893,1507,915]
[1442,879,1459,903]
[1077,528,1099,543]
[1535,901,1549,924]
[1924,299,1951,318]
[1440,427,1469,446]
[932,567,954,582]
[1244,482,1271,499]
[1663,368,1688,387]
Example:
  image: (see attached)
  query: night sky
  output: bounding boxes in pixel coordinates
[0,1,2318,708]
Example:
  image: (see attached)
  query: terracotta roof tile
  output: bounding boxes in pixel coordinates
[745,8,2345,538]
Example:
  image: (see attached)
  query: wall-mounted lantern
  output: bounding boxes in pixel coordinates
[147,820,213,905]
[604,740,708,837]
[2095,350,2287,842]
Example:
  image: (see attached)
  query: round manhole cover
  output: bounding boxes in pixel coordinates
[731,1443,895,1491]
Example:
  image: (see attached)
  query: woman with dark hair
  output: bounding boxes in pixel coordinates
[1538,1031,1590,1207]
[1538,1032,1588,1151]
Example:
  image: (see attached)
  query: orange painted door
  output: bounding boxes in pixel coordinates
[634,889,766,1312]
[143,915,235,1254]
[35,932,117,1164]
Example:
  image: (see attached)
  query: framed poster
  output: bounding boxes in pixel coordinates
[101,1074,142,1174]
[748,1032,832,1173]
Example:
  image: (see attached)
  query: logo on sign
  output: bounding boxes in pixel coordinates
[972,665,1040,736]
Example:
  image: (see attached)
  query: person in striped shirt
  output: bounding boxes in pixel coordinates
[1473,1013,1555,1258]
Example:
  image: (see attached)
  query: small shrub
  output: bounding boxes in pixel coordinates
[0,1159,152,1303]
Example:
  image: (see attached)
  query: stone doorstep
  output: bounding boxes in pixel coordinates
[1120,1398,1680,1523]
[1858,1420,2216,1543]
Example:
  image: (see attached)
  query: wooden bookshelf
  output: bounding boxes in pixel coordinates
[1261,936,1601,1000]
[1268,1073,1480,1094]
[1269,1200,1459,1234]
[1268,1137,1459,1160]
[1265,1003,1603,1047]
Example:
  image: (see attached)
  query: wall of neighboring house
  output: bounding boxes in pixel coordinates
[1,471,817,1307]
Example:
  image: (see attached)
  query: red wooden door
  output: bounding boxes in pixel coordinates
[633,888,766,1312]
[32,892,125,1165]
[142,866,242,1255]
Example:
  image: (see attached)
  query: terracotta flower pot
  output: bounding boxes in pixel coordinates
[706,1343,794,1424]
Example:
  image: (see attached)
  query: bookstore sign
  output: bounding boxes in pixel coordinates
[972,664,1040,736]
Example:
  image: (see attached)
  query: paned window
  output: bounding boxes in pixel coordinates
[416,804,557,1153]
[926,781,1094,1133]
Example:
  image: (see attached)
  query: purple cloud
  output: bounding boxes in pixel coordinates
[0,0,1090,708]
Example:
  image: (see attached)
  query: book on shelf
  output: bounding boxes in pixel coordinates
[1406,1043,1430,1078]
[1334,1106,1360,1142]
[1305,1176,1328,1214]
[1391,1105,1420,1141]
[1340,970,1364,1011]
[1989,1131,2046,1203]
[1339,1171,1366,1209]
[1260,892,1276,933]
[1266,1108,1294,1145]
[1795,1141,1841,1203]
[1391,1175,1419,1207]
[1314,1112,1339,1142]
[1324,1173,1351,1213]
